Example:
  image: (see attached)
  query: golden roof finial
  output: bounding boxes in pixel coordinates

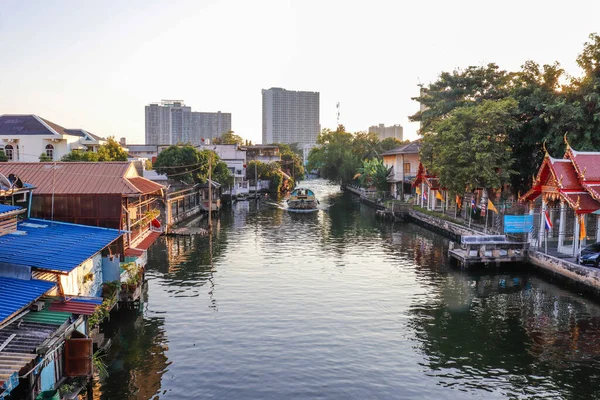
[575,195,581,210]
[564,132,570,150]
[542,139,549,157]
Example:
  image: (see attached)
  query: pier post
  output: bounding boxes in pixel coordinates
[558,201,566,250]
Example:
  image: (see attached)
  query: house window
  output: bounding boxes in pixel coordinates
[46,144,54,160]
[4,145,13,161]
[403,163,411,175]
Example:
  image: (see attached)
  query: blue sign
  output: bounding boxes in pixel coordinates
[504,215,534,233]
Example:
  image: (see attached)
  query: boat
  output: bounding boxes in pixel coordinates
[287,187,319,212]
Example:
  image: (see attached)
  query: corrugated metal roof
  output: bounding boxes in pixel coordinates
[47,296,102,316]
[0,352,37,393]
[0,162,164,195]
[22,309,71,325]
[381,140,422,156]
[0,205,21,214]
[0,219,122,273]
[0,277,56,323]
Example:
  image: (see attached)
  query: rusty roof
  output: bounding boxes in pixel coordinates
[0,162,164,195]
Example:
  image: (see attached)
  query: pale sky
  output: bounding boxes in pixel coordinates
[1,0,598,145]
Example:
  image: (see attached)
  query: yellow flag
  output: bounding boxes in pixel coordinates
[488,199,498,214]
[436,191,444,201]
[580,215,586,241]
[416,186,421,195]
[455,195,462,209]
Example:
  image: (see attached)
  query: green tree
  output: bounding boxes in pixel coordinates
[280,150,305,183]
[0,150,7,162]
[379,137,404,152]
[213,131,244,145]
[39,153,52,162]
[97,136,128,161]
[154,145,208,184]
[356,158,392,193]
[61,150,101,162]
[422,98,519,195]
[308,125,361,184]
[352,131,380,160]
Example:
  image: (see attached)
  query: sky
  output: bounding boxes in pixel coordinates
[1,0,599,145]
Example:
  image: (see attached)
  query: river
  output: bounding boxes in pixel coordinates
[95,179,600,399]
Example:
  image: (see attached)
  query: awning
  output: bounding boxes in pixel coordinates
[0,352,37,396]
[126,231,161,257]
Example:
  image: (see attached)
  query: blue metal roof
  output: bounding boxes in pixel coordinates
[0,276,56,323]
[0,204,21,214]
[0,219,123,273]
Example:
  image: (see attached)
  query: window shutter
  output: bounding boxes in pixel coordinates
[64,338,93,376]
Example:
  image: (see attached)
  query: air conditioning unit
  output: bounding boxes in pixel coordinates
[31,301,45,312]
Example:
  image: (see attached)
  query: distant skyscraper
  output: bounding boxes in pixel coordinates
[145,100,231,145]
[368,124,404,141]
[262,87,320,145]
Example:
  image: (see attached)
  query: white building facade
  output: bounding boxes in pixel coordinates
[0,115,106,162]
[145,100,231,145]
[262,88,320,146]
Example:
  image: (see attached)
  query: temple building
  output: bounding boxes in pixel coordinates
[520,138,600,256]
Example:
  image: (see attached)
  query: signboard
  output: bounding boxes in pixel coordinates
[504,215,534,233]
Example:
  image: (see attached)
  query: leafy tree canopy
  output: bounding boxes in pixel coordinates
[154,145,208,184]
[356,158,392,193]
[62,136,128,162]
[213,131,245,145]
[0,150,7,162]
[379,137,405,152]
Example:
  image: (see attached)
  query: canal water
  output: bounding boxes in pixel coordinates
[97,180,600,399]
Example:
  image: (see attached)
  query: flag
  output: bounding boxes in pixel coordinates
[456,195,462,209]
[578,215,584,240]
[471,197,476,210]
[423,191,428,201]
[488,199,498,214]
[436,191,444,202]
[416,186,421,195]
[543,210,552,231]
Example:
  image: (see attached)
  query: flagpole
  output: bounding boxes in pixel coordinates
[469,202,472,228]
[545,226,548,254]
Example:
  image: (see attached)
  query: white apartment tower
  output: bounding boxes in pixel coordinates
[368,124,404,141]
[145,100,231,145]
[262,88,320,145]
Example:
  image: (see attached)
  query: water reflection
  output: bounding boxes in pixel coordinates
[94,180,600,399]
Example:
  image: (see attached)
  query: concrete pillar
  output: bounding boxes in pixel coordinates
[427,187,432,210]
[421,183,425,207]
[538,200,546,249]
[558,201,566,250]
[573,213,579,257]
[528,203,534,243]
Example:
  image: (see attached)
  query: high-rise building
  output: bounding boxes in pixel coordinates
[262,87,320,146]
[368,124,403,141]
[145,100,231,145]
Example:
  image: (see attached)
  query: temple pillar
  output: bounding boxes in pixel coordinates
[539,200,546,249]
[548,207,554,238]
[596,215,600,244]
[558,201,566,250]
[428,188,432,210]
[573,213,580,257]
[420,183,425,207]
[528,203,534,243]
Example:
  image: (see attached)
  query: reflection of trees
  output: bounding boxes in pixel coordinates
[95,311,168,400]
[409,268,600,398]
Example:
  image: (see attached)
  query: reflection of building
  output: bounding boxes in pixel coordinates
[262,87,320,146]
[145,100,231,145]
[368,123,403,141]
[0,114,108,162]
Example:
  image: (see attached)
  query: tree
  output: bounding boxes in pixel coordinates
[379,137,404,152]
[154,145,208,184]
[421,98,519,195]
[39,153,51,162]
[356,158,392,193]
[0,150,7,162]
[213,131,244,145]
[308,125,361,184]
[62,136,128,162]
[352,131,380,160]
[97,137,128,161]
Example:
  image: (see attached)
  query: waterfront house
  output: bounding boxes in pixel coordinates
[244,145,281,163]
[0,203,122,398]
[382,140,421,200]
[0,162,165,252]
[0,115,108,162]
[520,141,600,256]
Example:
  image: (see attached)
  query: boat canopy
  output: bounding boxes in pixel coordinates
[292,188,314,196]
